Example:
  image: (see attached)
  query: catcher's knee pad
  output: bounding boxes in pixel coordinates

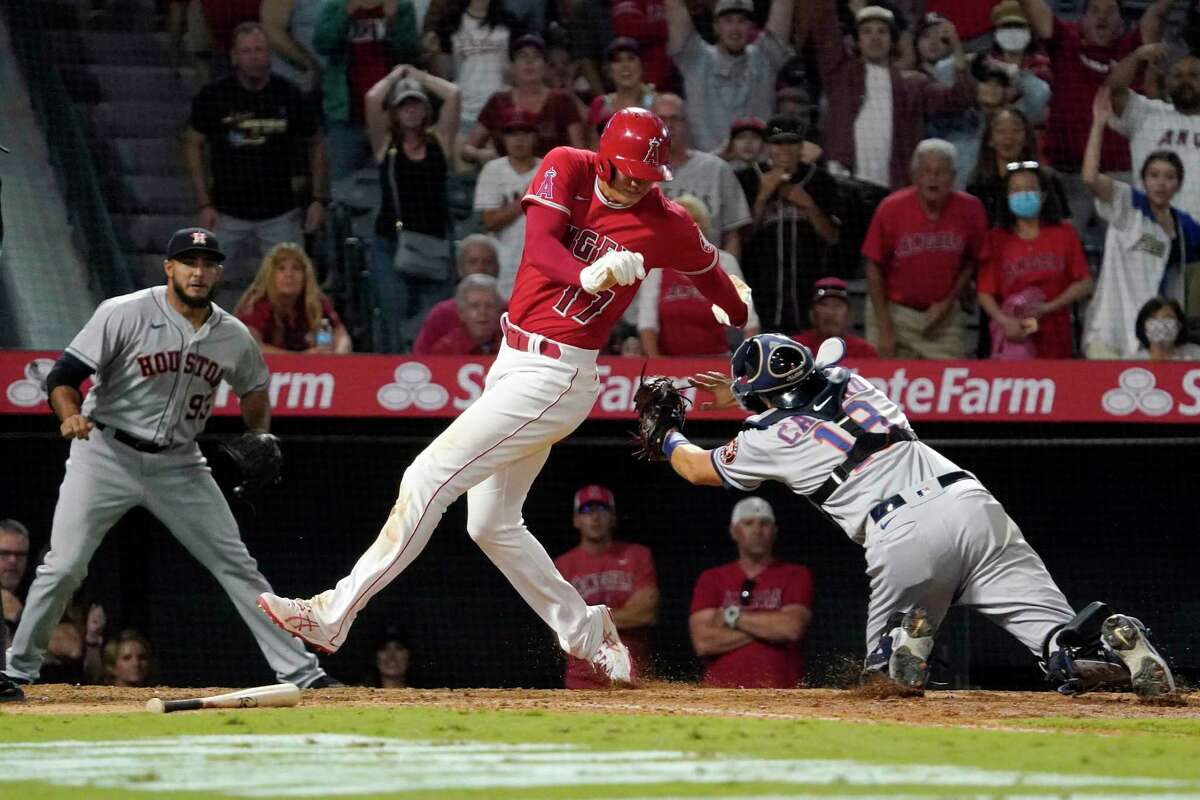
[1042,600,1130,695]
[863,607,936,690]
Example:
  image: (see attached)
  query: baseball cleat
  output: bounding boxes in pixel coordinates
[590,606,633,686]
[257,593,340,655]
[889,607,935,690]
[1101,615,1176,699]
[0,673,25,703]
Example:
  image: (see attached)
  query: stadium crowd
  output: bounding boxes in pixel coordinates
[155,0,1200,362]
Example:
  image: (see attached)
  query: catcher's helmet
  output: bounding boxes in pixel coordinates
[597,107,673,183]
[730,333,821,413]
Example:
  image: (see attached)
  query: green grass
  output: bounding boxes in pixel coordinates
[2,706,1199,799]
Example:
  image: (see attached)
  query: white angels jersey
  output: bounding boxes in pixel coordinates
[711,373,963,544]
[66,286,268,447]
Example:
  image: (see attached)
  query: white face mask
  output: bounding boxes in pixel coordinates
[995,27,1031,53]
[1145,317,1181,345]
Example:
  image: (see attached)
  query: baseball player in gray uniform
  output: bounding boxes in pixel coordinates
[3,228,332,690]
[655,333,1176,698]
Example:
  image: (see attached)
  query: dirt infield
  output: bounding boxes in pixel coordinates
[3,683,1196,728]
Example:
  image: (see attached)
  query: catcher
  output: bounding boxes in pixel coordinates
[4,227,335,691]
[634,334,1177,698]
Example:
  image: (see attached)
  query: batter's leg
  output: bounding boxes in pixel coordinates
[466,447,603,659]
[145,470,326,687]
[6,439,135,682]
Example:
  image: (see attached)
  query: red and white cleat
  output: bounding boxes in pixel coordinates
[257,593,339,655]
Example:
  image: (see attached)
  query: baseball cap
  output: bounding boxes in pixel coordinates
[914,11,950,42]
[765,115,807,144]
[856,5,895,26]
[605,36,641,62]
[991,0,1029,27]
[731,497,774,525]
[166,227,225,262]
[574,485,615,513]
[730,116,767,138]
[385,78,427,109]
[812,276,849,304]
[714,0,754,19]
[501,107,539,133]
[510,33,546,58]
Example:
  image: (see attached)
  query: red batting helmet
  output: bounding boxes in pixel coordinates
[596,107,673,182]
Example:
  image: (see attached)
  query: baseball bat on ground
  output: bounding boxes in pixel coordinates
[145,682,300,714]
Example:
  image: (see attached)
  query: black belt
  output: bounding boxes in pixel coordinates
[93,421,165,454]
[868,471,972,524]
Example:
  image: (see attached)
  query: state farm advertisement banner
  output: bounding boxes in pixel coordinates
[3,350,1200,423]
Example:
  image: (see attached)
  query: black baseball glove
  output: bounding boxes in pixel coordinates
[633,376,689,461]
[220,432,282,497]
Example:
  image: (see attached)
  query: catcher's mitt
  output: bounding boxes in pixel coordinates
[633,376,689,461]
[220,432,282,497]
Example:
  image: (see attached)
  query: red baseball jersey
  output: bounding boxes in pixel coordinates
[555,540,657,688]
[513,147,720,349]
[657,268,731,356]
[690,561,814,688]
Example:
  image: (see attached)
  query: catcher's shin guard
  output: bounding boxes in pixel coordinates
[863,607,935,691]
[1041,600,1162,696]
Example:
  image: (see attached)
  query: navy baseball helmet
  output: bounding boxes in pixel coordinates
[730,333,818,412]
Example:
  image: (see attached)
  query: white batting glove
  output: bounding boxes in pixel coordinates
[711,274,753,326]
[580,250,646,294]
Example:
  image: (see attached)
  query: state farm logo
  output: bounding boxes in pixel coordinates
[1102,368,1173,417]
[6,358,55,407]
[377,362,449,412]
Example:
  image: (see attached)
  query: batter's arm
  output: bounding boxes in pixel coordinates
[689,608,755,656]
[239,389,271,434]
[523,203,590,285]
[735,604,812,644]
[610,585,660,628]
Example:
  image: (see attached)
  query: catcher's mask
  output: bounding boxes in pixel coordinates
[730,334,822,413]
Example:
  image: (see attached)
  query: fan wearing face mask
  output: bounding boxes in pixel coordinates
[988,2,1051,84]
[1132,297,1200,360]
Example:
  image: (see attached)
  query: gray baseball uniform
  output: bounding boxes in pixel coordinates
[711,372,1076,657]
[5,286,324,686]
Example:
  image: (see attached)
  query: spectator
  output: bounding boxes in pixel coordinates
[988,1,1051,85]
[197,0,262,74]
[473,108,542,298]
[967,107,1071,227]
[463,34,586,164]
[314,0,420,183]
[235,242,353,354]
[793,277,878,357]
[637,194,761,356]
[665,0,795,153]
[610,0,675,94]
[425,274,503,355]
[1082,88,1200,359]
[977,162,1093,359]
[743,116,841,333]
[1132,298,1200,360]
[42,597,106,686]
[554,486,658,688]
[411,235,501,353]
[775,85,811,123]
[689,497,814,689]
[371,626,411,688]
[1,519,30,647]
[723,116,768,208]
[423,0,512,135]
[913,12,953,79]
[184,22,328,308]
[544,22,592,109]
[102,630,152,688]
[587,38,657,146]
[365,66,461,353]
[863,139,989,359]
[653,94,752,259]
[1018,0,1171,247]
[1108,49,1200,220]
[262,0,325,92]
[925,0,994,51]
[813,1,975,190]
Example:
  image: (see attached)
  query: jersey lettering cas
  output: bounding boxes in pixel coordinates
[66,286,269,447]
[512,147,719,349]
[711,374,963,543]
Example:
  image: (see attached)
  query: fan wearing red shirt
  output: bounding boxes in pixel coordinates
[977,163,1093,359]
[862,140,989,359]
[258,108,749,686]
[792,277,878,358]
[689,497,814,688]
[554,486,658,688]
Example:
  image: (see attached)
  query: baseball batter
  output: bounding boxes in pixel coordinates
[259,108,750,680]
[653,333,1176,698]
[3,228,331,689]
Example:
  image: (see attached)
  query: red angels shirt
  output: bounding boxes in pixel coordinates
[514,147,720,349]
[411,299,461,355]
[793,330,878,358]
[658,269,730,355]
[555,541,657,688]
[237,296,342,352]
[861,187,989,310]
[690,561,814,688]
[978,224,1090,359]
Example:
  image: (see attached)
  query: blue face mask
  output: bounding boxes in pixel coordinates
[1008,190,1042,219]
